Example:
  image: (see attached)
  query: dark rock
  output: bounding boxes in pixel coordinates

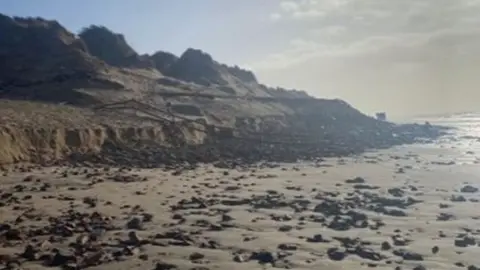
[388,188,405,197]
[189,252,205,261]
[126,217,143,230]
[393,249,423,261]
[21,244,39,261]
[454,235,476,247]
[306,234,331,243]
[278,225,293,232]
[249,251,276,264]
[5,228,23,240]
[451,195,467,202]
[142,213,154,222]
[154,261,178,270]
[431,246,439,254]
[83,196,97,207]
[233,254,245,263]
[346,177,366,184]
[381,241,392,250]
[48,250,76,267]
[277,243,298,251]
[327,247,347,261]
[353,246,383,261]
[437,213,455,221]
[353,184,380,190]
[461,185,478,193]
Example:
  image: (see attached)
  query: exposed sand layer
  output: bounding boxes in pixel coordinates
[1,143,480,270]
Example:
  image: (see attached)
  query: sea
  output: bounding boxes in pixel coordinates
[402,113,480,166]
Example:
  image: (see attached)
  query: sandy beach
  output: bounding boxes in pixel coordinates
[1,136,480,270]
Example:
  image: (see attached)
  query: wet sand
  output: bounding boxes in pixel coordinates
[1,144,480,270]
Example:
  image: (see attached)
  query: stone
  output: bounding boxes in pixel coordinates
[249,251,276,264]
[154,261,178,270]
[327,247,347,261]
[454,235,476,247]
[21,244,38,261]
[307,234,330,243]
[189,252,205,261]
[83,196,97,207]
[345,177,366,184]
[277,243,298,251]
[381,241,392,250]
[233,254,245,263]
[278,225,293,232]
[126,217,143,230]
[461,185,478,193]
[393,249,423,261]
[388,188,405,197]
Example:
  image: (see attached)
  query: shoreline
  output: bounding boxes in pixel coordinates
[2,133,480,270]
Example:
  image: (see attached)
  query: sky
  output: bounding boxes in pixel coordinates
[2,0,480,117]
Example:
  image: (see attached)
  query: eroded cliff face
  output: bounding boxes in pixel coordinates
[0,13,432,167]
[0,123,207,164]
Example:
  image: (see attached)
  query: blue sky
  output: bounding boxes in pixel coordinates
[3,0,480,116]
[1,0,291,66]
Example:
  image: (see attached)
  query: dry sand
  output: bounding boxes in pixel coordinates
[1,143,480,270]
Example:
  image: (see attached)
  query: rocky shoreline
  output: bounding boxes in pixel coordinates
[1,140,480,270]
[64,122,449,169]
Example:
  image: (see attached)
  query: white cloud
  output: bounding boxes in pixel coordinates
[254,0,480,71]
[279,1,300,12]
[269,13,282,21]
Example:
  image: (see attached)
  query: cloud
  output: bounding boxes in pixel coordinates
[279,1,299,12]
[255,0,480,71]
[269,13,282,21]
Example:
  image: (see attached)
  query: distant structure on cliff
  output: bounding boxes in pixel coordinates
[375,112,387,121]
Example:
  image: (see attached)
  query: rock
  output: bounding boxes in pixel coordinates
[451,195,467,202]
[437,213,455,221]
[249,251,276,264]
[454,235,476,247]
[393,249,423,261]
[21,244,38,261]
[142,213,154,222]
[233,254,245,263]
[388,188,405,197]
[5,228,23,241]
[126,217,143,230]
[139,254,149,261]
[154,261,178,270]
[468,266,480,270]
[461,185,478,193]
[189,252,205,261]
[278,225,293,232]
[392,235,410,246]
[48,250,77,267]
[353,246,383,261]
[353,184,380,190]
[277,243,298,251]
[413,265,426,270]
[83,196,97,207]
[327,247,347,261]
[381,241,392,250]
[307,234,331,243]
[221,214,234,222]
[346,177,366,184]
[328,217,351,231]
[431,246,439,254]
